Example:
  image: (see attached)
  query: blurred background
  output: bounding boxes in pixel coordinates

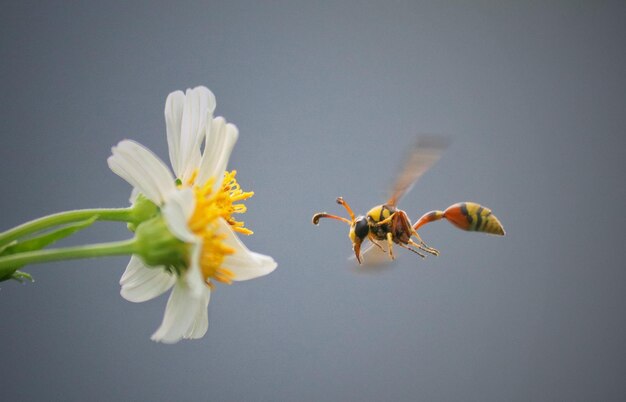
[1,1,625,401]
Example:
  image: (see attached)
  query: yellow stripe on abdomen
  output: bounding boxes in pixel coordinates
[444,202,505,235]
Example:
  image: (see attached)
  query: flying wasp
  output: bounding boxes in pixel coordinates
[312,136,505,264]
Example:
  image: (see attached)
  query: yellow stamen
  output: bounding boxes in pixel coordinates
[217,170,255,235]
[184,170,254,287]
[185,170,199,187]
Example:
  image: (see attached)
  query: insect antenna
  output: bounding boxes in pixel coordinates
[335,197,355,221]
[312,213,351,225]
[311,197,358,226]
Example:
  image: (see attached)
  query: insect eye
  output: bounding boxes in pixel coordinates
[354,218,369,239]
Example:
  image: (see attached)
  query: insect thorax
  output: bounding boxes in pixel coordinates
[366,204,397,240]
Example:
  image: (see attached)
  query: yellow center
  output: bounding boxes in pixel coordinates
[184,170,254,288]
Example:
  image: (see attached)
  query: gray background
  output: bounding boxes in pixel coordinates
[1,1,625,401]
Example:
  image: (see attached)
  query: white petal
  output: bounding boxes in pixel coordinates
[184,288,211,339]
[196,117,225,183]
[211,123,239,190]
[120,254,159,286]
[161,189,206,298]
[184,240,206,298]
[179,87,216,182]
[108,140,176,205]
[161,189,196,243]
[120,255,175,303]
[129,187,140,204]
[197,117,239,190]
[165,90,185,177]
[151,280,208,344]
[217,219,277,281]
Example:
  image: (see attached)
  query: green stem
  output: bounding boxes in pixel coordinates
[0,208,134,246]
[0,238,138,277]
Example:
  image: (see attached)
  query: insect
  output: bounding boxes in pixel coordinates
[312,136,505,264]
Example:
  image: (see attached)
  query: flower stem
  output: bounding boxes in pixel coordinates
[0,238,138,277]
[0,208,134,246]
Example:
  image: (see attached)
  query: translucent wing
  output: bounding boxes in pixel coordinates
[348,240,390,267]
[387,135,449,206]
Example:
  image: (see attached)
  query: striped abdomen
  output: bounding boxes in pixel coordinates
[414,202,505,235]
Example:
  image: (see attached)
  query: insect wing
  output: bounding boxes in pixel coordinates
[349,241,390,267]
[387,136,449,206]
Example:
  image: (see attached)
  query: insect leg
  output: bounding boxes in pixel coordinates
[386,232,395,260]
[410,229,439,255]
[372,212,396,227]
[407,239,439,256]
[395,210,439,255]
[368,235,387,252]
[396,242,426,258]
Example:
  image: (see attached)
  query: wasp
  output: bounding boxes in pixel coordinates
[312,136,505,264]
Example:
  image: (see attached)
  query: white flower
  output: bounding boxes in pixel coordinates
[108,86,277,343]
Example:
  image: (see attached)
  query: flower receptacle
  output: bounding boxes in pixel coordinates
[127,194,159,232]
[134,216,189,271]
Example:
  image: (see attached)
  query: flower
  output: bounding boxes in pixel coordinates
[108,86,277,343]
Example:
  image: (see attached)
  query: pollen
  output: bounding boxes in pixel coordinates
[217,170,255,235]
[186,170,254,286]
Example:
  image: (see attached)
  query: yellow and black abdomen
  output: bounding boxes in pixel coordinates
[414,202,505,235]
[445,202,505,235]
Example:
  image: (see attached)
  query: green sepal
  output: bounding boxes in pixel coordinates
[0,268,34,283]
[9,270,34,283]
[135,215,189,269]
[127,194,159,232]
